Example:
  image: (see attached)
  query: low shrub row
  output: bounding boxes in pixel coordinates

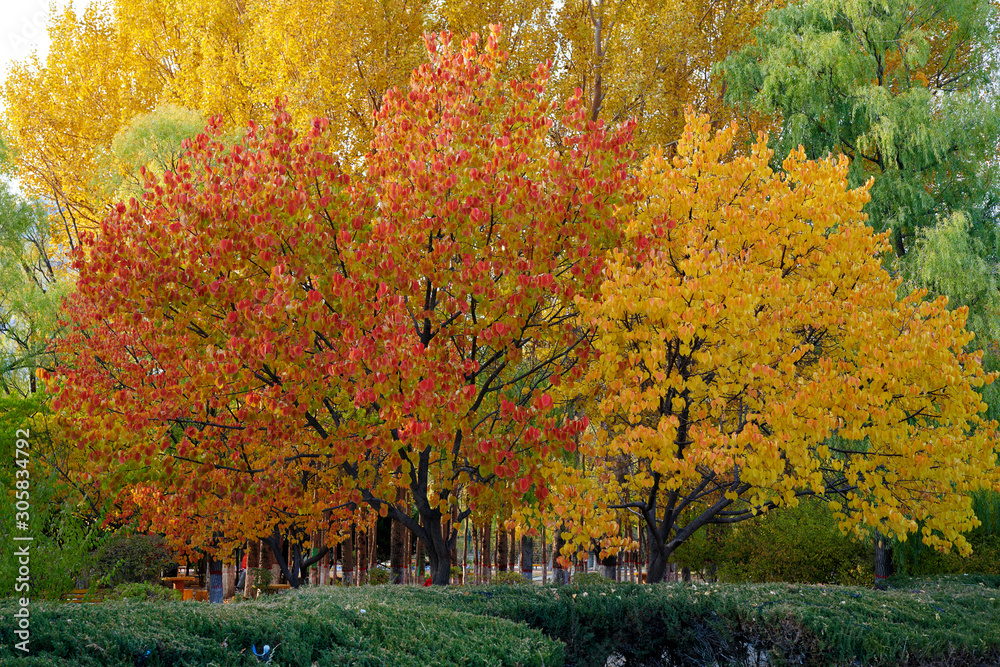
[0,593,560,666]
[326,575,1000,666]
[2,576,998,666]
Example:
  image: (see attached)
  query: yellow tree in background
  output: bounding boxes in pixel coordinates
[551,114,999,583]
[437,0,781,152]
[2,4,163,248]
[2,0,779,249]
[244,0,430,157]
[543,0,779,150]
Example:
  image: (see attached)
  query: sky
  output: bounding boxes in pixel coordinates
[0,1,74,191]
[0,2,73,86]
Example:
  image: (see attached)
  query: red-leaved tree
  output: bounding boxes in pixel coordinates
[49,26,635,584]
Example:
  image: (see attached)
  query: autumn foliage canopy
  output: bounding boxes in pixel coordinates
[547,118,998,580]
[50,27,634,583]
[48,27,998,584]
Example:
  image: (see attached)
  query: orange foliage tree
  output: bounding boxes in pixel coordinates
[47,28,634,585]
[548,115,999,583]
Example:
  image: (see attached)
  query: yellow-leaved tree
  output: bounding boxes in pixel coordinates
[437,0,781,153]
[3,0,780,250]
[549,114,999,583]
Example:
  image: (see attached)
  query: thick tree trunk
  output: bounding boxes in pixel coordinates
[553,524,568,585]
[209,558,224,603]
[424,513,453,585]
[265,534,329,589]
[374,449,465,586]
[223,562,236,598]
[875,532,893,582]
[341,530,355,586]
[260,538,275,571]
[497,525,508,572]
[520,535,533,583]
[601,552,617,580]
[646,537,670,584]
[391,517,406,584]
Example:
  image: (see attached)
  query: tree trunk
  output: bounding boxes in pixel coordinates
[260,538,275,571]
[472,525,480,583]
[358,528,369,584]
[415,535,425,580]
[223,562,236,598]
[265,533,329,589]
[601,552,616,580]
[508,530,517,570]
[553,524,568,585]
[646,536,670,584]
[341,530,355,586]
[391,515,406,584]
[461,519,469,585]
[541,524,547,585]
[244,540,260,597]
[373,457,466,586]
[424,512,454,585]
[310,530,322,585]
[209,558,224,603]
[875,532,893,583]
[449,506,459,580]
[482,522,492,582]
[497,525,508,572]
[520,535,533,583]
[405,526,413,584]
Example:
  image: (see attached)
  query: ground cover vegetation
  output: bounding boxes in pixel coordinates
[0,0,999,639]
[2,579,1000,666]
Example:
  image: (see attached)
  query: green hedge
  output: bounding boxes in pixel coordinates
[336,578,1000,667]
[3,577,999,666]
[0,594,561,666]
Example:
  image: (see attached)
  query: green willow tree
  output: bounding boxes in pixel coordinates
[0,159,64,396]
[719,0,1000,260]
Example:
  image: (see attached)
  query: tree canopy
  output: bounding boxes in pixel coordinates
[2,0,779,249]
[719,0,1000,259]
[550,115,999,581]
[8,1,1000,587]
[48,28,634,585]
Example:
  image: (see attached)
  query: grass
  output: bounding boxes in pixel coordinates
[1,575,998,666]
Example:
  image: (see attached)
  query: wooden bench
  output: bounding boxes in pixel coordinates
[266,583,291,594]
[63,589,102,603]
[162,575,199,592]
